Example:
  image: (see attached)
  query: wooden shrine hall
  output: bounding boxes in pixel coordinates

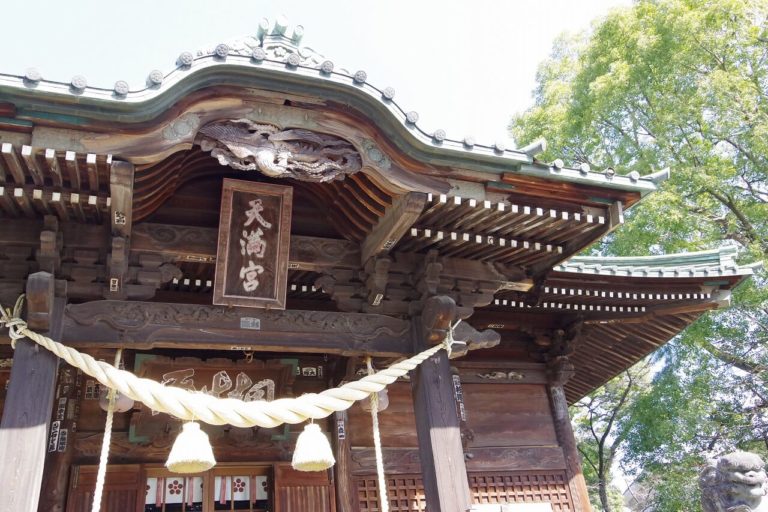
[0,19,756,512]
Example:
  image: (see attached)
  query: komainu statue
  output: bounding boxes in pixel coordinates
[198,119,362,182]
[700,451,768,511]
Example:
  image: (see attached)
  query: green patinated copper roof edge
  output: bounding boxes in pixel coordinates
[0,54,664,196]
[557,246,761,277]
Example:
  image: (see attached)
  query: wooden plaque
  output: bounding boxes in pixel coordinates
[130,356,296,442]
[214,179,293,309]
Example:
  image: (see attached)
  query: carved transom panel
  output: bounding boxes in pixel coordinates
[198,119,362,182]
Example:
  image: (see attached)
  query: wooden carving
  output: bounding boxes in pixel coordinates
[130,357,295,443]
[63,301,413,356]
[214,179,292,309]
[198,120,361,182]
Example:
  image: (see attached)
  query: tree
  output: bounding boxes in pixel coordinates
[512,0,768,261]
[511,0,768,509]
[572,364,650,511]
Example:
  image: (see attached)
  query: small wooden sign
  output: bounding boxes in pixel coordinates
[214,179,293,309]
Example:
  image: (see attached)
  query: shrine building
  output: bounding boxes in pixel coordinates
[0,19,757,512]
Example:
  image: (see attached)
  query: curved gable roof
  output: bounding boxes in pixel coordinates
[0,18,666,198]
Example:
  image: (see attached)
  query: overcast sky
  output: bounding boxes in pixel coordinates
[0,0,630,145]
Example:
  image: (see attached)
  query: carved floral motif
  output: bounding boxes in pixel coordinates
[477,371,525,381]
[198,119,361,182]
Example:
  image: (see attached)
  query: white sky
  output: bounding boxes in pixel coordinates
[0,0,630,145]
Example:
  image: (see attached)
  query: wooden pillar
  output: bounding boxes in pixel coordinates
[38,364,82,512]
[548,357,592,512]
[333,410,358,512]
[0,272,63,512]
[411,296,471,512]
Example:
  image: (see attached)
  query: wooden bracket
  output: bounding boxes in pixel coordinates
[105,161,134,299]
[448,321,501,359]
[361,192,426,264]
[420,295,457,346]
[37,215,62,275]
[364,256,391,307]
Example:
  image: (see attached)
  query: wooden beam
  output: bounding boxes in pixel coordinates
[0,142,27,185]
[0,272,62,512]
[64,151,81,191]
[20,145,45,186]
[109,160,133,239]
[85,153,99,192]
[361,192,426,264]
[62,300,413,357]
[131,222,361,270]
[106,160,134,299]
[410,295,471,512]
[531,201,623,275]
[44,149,63,187]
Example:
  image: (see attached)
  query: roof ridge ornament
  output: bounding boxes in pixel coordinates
[197,119,362,182]
[192,16,338,72]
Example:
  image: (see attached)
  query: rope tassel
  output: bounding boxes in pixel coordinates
[291,423,335,472]
[166,421,217,474]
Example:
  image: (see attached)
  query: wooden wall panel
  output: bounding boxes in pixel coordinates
[469,471,573,512]
[350,446,566,476]
[66,464,143,512]
[347,383,417,448]
[274,464,335,512]
[355,471,573,512]
[463,383,558,448]
[357,475,426,512]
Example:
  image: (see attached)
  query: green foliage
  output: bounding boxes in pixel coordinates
[512,0,768,259]
[511,0,768,510]
[572,365,651,511]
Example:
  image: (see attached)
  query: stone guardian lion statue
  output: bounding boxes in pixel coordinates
[700,451,768,512]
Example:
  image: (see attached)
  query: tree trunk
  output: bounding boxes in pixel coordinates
[599,478,612,512]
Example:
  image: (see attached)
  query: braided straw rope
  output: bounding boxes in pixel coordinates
[366,357,389,512]
[1,296,448,428]
[92,348,122,512]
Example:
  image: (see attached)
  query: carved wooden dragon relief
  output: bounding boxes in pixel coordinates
[197,119,362,182]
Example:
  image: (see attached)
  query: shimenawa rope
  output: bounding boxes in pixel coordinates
[91,348,121,512]
[1,295,451,429]
[367,357,390,512]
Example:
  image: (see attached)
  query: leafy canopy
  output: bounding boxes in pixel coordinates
[511,0,768,510]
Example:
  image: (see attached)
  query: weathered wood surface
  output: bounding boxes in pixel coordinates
[74,430,289,464]
[452,361,549,384]
[550,383,592,512]
[347,383,417,448]
[0,273,62,512]
[131,222,361,270]
[213,179,292,309]
[333,410,357,512]
[65,464,143,512]
[412,349,472,511]
[463,383,559,447]
[62,300,413,357]
[361,191,426,264]
[349,446,567,475]
[411,296,471,512]
[274,464,335,512]
[39,365,82,512]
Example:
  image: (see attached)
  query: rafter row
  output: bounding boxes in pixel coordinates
[0,143,111,193]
